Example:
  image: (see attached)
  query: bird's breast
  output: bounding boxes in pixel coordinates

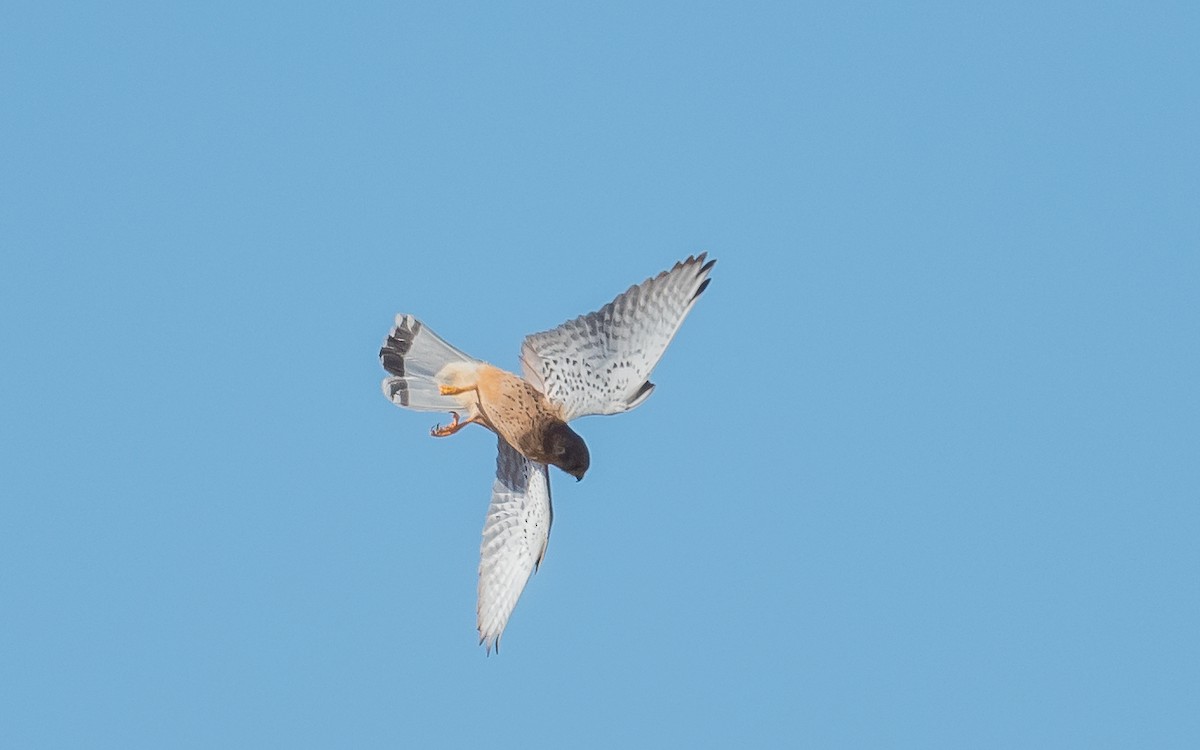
[476,364,564,460]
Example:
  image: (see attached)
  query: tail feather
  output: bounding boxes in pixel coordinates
[379,315,480,412]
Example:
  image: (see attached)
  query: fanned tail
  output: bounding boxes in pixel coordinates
[379,314,482,412]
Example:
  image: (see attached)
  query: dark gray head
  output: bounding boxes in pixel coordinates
[544,421,590,481]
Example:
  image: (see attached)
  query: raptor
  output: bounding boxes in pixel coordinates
[379,254,715,651]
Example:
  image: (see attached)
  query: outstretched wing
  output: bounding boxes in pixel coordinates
[477,437,553,653]
[520,254,715,422]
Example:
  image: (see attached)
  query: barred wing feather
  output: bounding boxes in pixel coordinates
[520,253,715,422]
[477,438,553,653]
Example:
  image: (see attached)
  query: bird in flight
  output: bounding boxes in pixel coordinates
[379,254,715,652]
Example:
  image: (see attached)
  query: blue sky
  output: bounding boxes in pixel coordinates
[2,2,1198,747]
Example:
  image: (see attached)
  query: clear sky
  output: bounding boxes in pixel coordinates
[2,2,1198,747]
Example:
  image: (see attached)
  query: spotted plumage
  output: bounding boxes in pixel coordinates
[379,254,715,652]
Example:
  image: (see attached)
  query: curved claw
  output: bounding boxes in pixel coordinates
[430,411,462,438]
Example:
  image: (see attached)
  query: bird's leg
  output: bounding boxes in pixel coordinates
[430,411,483,438]
[438,384,477,396]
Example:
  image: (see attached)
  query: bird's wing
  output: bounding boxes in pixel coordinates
[477,436,553,653]
[519,254,715,422]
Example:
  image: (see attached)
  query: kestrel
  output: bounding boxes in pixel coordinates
[379,254,715,651]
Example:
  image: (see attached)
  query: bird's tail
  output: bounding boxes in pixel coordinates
[379,314,482,412]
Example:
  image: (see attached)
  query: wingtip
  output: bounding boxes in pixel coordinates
[686,251,716,270]
[685,251,715,277]
[677,252,707,273]
[689,255,715,301]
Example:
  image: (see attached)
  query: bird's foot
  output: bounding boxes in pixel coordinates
[431,412,466,438]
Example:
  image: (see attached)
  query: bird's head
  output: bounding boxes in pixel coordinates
[544,421,590,481]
